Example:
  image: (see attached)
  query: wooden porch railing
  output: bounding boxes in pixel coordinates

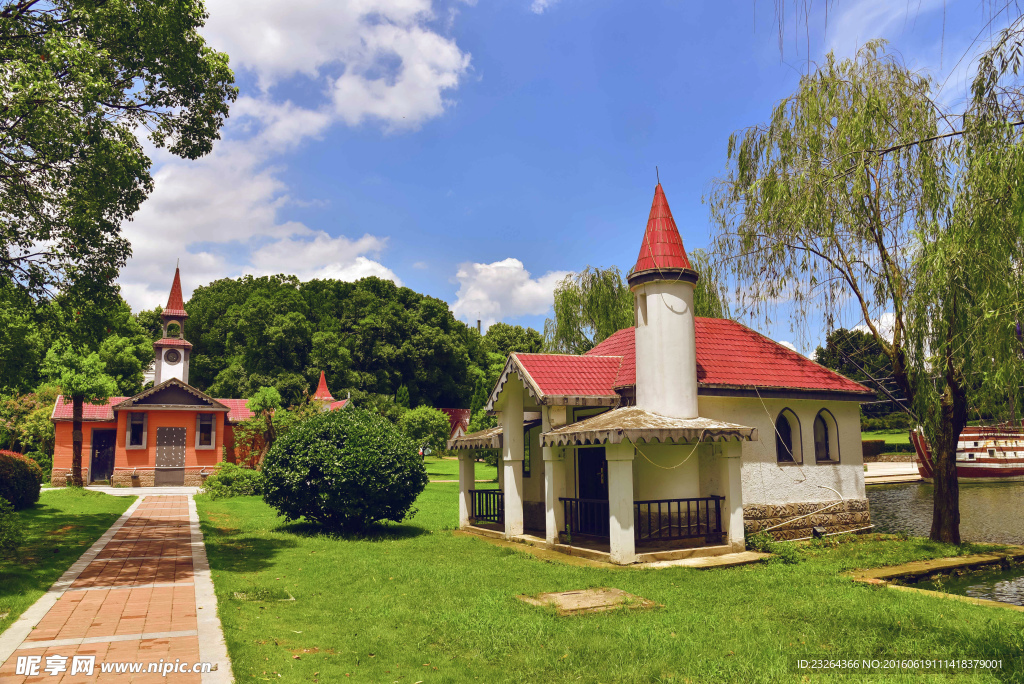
[560,496,725,544]
[470,489,504,525]
[559,497,610,538]
[634,496,723,543]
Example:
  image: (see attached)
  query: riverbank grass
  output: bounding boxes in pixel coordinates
[863,429,911,444]
[0,489,134,634]
[198,485,1023,683]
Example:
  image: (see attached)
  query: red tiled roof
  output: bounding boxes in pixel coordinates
[329,399,348,411]
[439,408,471,438]
[154,338,193,348]
[52,396,128,422]
[52,395,257,423]
[312,371,334,401]
[586,320,871,394]
[512,354,623,398]
[631,184,691,274]
[163,268,188,318]
[216,399,254,423]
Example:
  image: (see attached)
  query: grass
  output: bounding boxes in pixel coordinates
[863,430,911,445]
[197,485,1024,683]
[424,457,497,482]
[0,489,134,634]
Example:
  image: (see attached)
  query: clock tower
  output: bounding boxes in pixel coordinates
[153,267,192,385]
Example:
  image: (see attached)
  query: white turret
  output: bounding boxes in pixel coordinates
[626,184,699,419]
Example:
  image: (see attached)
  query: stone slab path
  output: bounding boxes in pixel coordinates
[0,495,232,683]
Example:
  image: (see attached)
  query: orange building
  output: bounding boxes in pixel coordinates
[49,269,345,487]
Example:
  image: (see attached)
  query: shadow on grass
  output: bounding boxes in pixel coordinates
[0,503,128,605]
[272,519,431,541]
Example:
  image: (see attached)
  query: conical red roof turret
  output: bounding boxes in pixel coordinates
[630,184,692,275]
[312,371,334,401]
[162,267,188,319]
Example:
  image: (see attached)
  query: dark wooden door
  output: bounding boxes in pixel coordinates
[90,430,116,483]
[575,447,609,537]
[155,427,186,486]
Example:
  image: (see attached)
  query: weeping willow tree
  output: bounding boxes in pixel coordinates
[708,40,945,414]
[543,250,730,354]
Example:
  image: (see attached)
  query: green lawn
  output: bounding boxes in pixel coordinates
[197,485,1024,683]
[863,429,912,445]
[424,457,497,481]
[0,489,134,634]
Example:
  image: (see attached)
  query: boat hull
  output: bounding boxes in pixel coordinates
[912,427,1024,483]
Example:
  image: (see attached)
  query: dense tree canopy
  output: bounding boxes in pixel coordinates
[185,275,492,408]
[0,0,236,299]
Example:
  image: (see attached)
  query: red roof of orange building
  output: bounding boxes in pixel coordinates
[631,184,692,275]
[51,396,129,422]
[312,371,334,401]
[586,321,871,395]
[163,267,188,319]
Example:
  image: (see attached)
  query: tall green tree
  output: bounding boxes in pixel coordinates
[0,0,236,299]
[544,250,730,354]
[41,340,117,486]
[483,323,543,358]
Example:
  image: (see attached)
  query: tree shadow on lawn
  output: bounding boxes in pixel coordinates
[0,507,128,603]
[272,518,431,541]
[204,535,301,574]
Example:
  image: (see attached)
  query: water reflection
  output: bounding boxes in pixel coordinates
[915,566,1024,607]
[867,482,1024,545]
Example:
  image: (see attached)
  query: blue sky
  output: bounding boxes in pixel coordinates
[119,0,999,353]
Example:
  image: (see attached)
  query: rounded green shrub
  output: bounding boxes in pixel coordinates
[261,407,428,532]
[201,462,265,499]
[0,450,43,510]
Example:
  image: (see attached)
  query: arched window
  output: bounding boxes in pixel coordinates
[774,409,802,463]
[814,409,840,463]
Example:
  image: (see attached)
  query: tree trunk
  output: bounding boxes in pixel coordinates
[930,332,967,544]
[71,395,84,487]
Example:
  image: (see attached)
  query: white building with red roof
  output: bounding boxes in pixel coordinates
[450,184,874,564]
[50,269,346,487]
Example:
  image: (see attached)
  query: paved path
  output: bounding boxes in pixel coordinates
[0,495,232,683]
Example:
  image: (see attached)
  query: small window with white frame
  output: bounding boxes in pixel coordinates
[127,413,147,448]
[196,413,216,449]
[774,408,802,463]
[813,409,840,463]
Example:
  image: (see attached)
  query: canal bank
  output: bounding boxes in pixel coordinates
[867,481,1024,545]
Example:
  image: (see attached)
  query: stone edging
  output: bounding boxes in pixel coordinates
[848,547,1024,613]
[188,495,235,684]
[0,495,146,665]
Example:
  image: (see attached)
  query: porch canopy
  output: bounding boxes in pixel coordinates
[448,425,502,450]
[540,406,757,447]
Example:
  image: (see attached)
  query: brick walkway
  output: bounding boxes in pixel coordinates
[0,496,232,683]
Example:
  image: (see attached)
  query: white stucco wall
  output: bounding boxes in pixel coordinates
[521,425,545,503]
[697,395,866,505]
[630,441,701,501]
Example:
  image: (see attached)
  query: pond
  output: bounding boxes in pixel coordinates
[867,481,1024,545]
[911,563,1024,607]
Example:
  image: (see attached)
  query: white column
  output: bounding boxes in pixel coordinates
[606,441,636,564]
[542,406,565,544]
[502,380,525,538]
[458,452,475,529]
[719,441,745,550]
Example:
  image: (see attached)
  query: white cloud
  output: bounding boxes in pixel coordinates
[825,0,946,59]
[203,0,471,130]
[855,312,896,342]
[118,0,473,310]
[412,261,429,269]
[776,340,798,353]
[530,0,559,14]
[451,258,569,329]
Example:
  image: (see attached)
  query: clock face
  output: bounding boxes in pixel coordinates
[165,349,182,365]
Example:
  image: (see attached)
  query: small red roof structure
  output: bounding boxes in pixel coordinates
[631,183,692,275]
[51,396,129,422]
[312,371,335,401]
[439,408,471,439]
[163,267,188,319]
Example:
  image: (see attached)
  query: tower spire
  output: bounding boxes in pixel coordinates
[163,267,188,319]
[630,183,693,277]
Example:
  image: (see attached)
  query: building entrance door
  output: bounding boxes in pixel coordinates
[90,430,116,483]
[575,447,609,537]
[155,426,186,486]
